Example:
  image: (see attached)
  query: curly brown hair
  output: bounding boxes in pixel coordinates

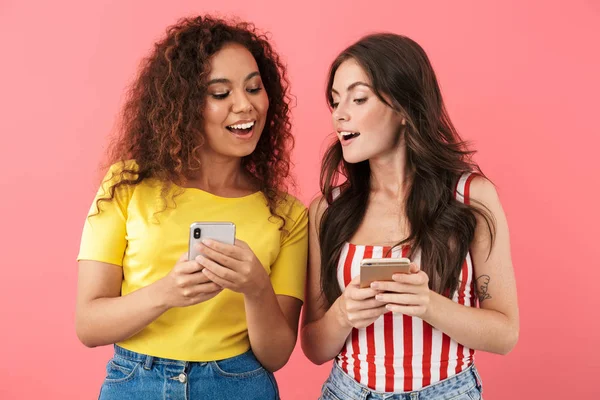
[97,15,294,227]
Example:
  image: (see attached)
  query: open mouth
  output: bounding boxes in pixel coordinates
[226,121,255,136]
[340,131,360,141]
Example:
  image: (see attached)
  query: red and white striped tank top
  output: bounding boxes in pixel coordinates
[335,173,477,392]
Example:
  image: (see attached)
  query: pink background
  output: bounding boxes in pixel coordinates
[1,0,599,398]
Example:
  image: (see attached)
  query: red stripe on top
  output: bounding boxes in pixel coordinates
[403,315,413,391]
[363,246,376,389]
[422,322,433,387]
[464,174,475,205]
[381,246,395,392]
[340,244,356,374]
[439,333,451,380]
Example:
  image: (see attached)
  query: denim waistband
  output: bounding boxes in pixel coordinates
[113,345,210,369]
[328,361,482,399]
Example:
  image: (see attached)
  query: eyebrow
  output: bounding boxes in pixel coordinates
[331,81,371,95]
[207,71,261,86]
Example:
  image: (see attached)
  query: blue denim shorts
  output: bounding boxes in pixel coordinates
[98,345,279,400]
[320,361,483,400]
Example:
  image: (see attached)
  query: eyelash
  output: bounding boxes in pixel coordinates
[330,98,367,108]
[211,87,263,100]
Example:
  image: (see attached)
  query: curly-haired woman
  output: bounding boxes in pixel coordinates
[75,15,307,400]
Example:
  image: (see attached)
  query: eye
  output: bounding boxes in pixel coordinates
[354,98,367,105]
[211,92,229,100]
[330,102,339,109]
[247,86,263,94]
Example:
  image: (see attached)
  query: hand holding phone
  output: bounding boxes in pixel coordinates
[188,222,236,260]
[155,252,223,309]
[360,257,411,288]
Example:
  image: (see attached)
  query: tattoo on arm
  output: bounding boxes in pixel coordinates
[475,275,492,304]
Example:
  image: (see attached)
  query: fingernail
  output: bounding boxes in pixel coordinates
[202,239,212,245]
[376,294,383,300]
[371,283,379,289]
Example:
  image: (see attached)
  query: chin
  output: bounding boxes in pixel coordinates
[342,150,369,164]
[233,144,259,158]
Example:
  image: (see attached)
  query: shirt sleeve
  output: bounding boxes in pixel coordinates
[269,198,309,301]
[77,161,137,266]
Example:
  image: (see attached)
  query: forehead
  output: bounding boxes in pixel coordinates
[209,42,259,79]
[332,58,370,92]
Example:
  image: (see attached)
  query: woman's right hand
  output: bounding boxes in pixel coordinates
[156,253,223,308]
[335,275,388,329]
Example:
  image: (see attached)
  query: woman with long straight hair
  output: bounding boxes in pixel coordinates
[301,33,519,399]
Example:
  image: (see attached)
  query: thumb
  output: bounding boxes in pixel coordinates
[235,239,248,249]
[409,263,420,274]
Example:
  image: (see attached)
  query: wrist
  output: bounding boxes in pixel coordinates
[332,296,351,329]
[149,277,172,312]
[422,289,437,324]
[243,273,271,301]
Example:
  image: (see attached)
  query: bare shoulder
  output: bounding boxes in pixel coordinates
[309,194,329,225]
[468,175,501,208]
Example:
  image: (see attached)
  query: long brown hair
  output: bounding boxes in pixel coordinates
[319,33,495,306]
[96,15,293,227]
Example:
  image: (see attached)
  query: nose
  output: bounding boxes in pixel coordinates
[232,90,253,114]
[332,104,349,122]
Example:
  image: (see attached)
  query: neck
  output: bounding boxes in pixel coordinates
[369,139,410,199]
[186,150,253,195]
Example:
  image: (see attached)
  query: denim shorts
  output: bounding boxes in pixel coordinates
[320,361,483,400]
[98,345,279,400]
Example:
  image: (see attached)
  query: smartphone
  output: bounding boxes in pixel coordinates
[188,222,236,260]
[360,257,411,288]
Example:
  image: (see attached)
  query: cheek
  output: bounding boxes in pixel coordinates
[254,92,269,115]
[204,101,228,124]
[369,108,399,140]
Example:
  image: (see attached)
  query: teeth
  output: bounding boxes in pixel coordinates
[228,121,255,130]
[340,131,359,138]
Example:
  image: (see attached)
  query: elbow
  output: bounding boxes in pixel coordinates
[260,335,296,373]
[76,329,98,348]
[502,326,520,355]
[301,346,328,366]
[75,318,100,348]
[300,332,329,366]
[263,349,293,373]
[496,325,519,355]
[264,357,289,373]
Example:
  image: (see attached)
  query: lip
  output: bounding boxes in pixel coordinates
[226,119,258,141]
[337,129,360,147]
[340,135,358,147]
[228,125,256,141]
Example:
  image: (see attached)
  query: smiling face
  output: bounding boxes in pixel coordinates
[201,42,270,159]
[330,58,405,164]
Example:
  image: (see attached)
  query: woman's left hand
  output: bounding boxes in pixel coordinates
[370,263,431,319]
[195,239,270,298]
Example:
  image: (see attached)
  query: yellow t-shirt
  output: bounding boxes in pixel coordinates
[77,161,308,361]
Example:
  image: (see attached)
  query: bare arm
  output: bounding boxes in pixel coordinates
[300,196,387,365]
[245,292,302,372]
[75,256,222,348]
[423,177,519,354]
[198,239,302,372]
[377,177,519,355]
